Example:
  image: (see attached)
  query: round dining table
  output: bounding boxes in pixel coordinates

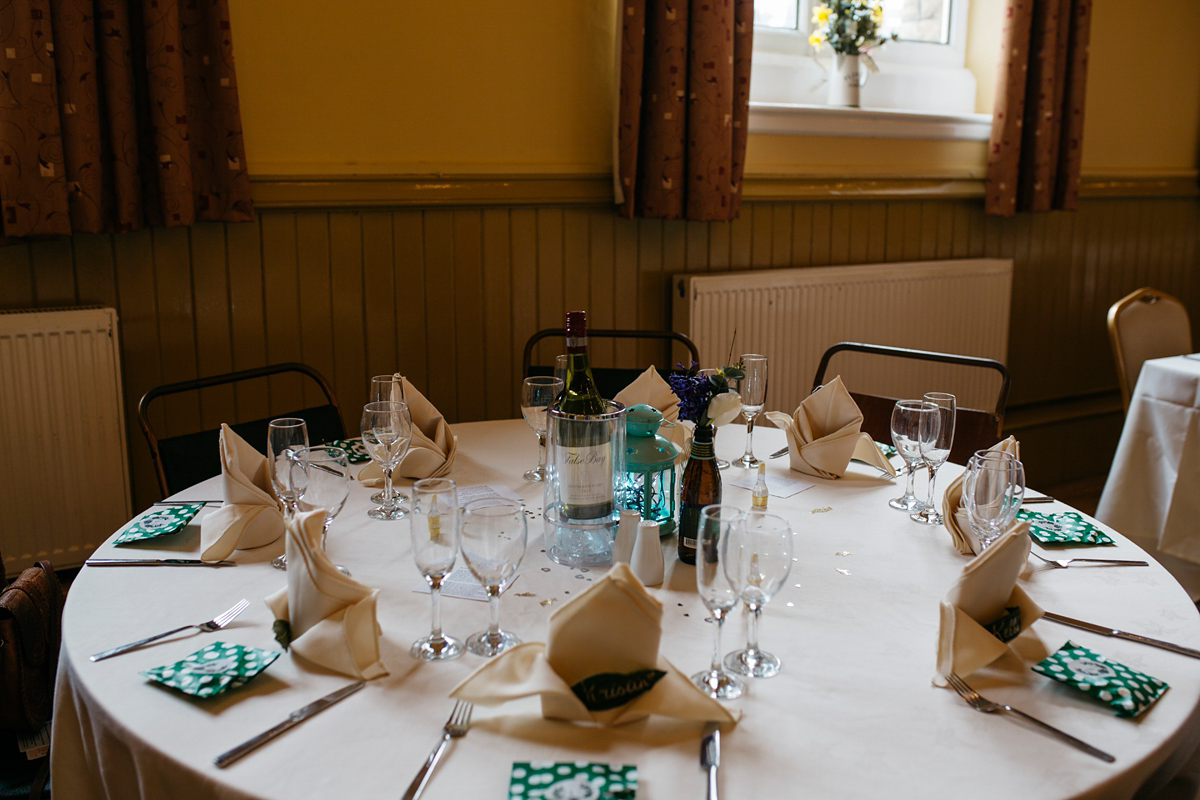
[52,420,1200,800]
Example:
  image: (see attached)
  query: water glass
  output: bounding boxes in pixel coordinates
[888,400,938,512]
[723,512,793,678]
[267,418,308,571]
[964,451,1025,550]
[910,392,955,525]
[292,445,351,575]
[734,354,768,468]
[460,498,528,657]
[409,478,464,661]
[361,401,413,520]
[691,505,746,700]
[521,376,564,482]
[369,375,409,505]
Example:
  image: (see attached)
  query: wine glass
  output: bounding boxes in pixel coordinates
[722,512,793,678]
[691,505,746,700]
[369,375,409,505]
[888,400,939,512]
[409,478,464,661]
[554,354,568,386]
[361,401,413,521]
[521,376,564,482]
[460,497,528,657]
[267,418,308,571]
[292,445,352,576]
[963,451,1025,550]
[910,392,956,525]
[734,354,768,469]
[697,368,730,469]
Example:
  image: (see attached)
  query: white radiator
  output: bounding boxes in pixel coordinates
[0,307,130,577]
[672,259,1013,414]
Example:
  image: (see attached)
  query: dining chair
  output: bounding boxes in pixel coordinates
[1107,287,1193,412]
[811,342,1011,466]
[137,362,345,498]
[521,328,700,400]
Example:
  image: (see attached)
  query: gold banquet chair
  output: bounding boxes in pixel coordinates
[1108,287,1193,412]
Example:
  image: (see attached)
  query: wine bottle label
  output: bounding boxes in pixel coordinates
[752,495,767,508]
[557,442,613,507]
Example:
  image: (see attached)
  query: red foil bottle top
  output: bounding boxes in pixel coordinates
[565,310,587,336]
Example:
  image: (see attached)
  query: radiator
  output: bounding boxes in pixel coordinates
[672,259,1013,415]
[0,307,130,577]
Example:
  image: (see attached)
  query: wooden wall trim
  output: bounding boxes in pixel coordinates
[249,172,1199,209]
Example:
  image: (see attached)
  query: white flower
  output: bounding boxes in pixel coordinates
[707,392,743,427]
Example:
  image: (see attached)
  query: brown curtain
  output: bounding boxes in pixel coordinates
[617,0,753,222]
[0,0,254,238]
[985,0,1091,217]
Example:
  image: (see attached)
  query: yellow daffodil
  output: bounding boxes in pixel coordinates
[809,31,826,49]
[870,3,884,23]
[812,4,834,25]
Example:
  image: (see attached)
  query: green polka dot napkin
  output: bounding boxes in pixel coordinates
[876,442,898,459]
[1016,509,1114,546]
[1033,641,1168,718]
[141,641,279,699]
[509,762,636,800]
[114,503,206,545]
[324,439,370,463]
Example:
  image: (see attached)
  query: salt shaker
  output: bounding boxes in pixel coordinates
[631,519,664,586]
[614,509,639,564]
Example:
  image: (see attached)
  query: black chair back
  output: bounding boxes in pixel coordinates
[522,328,700,400]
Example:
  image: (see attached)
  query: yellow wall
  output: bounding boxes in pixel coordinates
[229,0,1200,180]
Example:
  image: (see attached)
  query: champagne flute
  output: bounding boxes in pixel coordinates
[963,451,1025,550]
[521,376,564,482]
[734,354,768,468]
[409,478,464,661]
[723,512,793,678]
[293,445,352,575]
[691,505,746,700]
[910,392,955,525]
[554,354,569,386]
[460,497,528,657]
[369,375,409,505]
[267,418,308,571]
[888,400,938,512]
[361,401,412,521]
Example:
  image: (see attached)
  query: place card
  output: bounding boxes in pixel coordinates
[114,503,206,545]
[1033,641,1168,718]
[141,641,279,699]
[508,761,637,800]
[324,439,370,463]
[413,566,519,602]
[1016,510,1114,546]
[726,473,814,498]
[457,483,523,507]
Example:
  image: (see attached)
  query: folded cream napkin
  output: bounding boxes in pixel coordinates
[199,424,286,562]
[265,510,388,680]
[943,436,1020,556]
[450,563,737,726]
[934,523,1042,685]
[613,366,688,462]
[763,376,895,480]
[358,376,457,486]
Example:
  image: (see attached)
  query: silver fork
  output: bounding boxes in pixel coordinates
[90,598,250,662]
[1028,550,1149,569]
[401,701,473,800]
[944,673,1115,762]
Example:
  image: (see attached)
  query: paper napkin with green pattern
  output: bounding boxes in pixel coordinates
[1017,509,1114,546]
[141,641,279,698]
[325,439,370,463]
[114,503,206,545]
[1033,641,1168,718]
[509,762,636,800]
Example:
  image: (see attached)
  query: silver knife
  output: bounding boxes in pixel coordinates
[214,681,366,768]
[85,558,236,567]
[701,725,720,800]
[1043,612,1200,660]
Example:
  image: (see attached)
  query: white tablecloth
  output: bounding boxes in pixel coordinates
[1098,355,1200,600]
[53,421,1200,799]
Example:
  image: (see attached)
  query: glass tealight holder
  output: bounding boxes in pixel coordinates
[616,404,679,536]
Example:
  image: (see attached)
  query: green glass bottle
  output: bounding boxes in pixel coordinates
[677,424,721,565]
[553,311,614,520]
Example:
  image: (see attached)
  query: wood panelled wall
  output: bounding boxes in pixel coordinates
[1,193,1196,511]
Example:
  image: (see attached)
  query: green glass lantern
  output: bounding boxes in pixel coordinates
[617,404,679,534]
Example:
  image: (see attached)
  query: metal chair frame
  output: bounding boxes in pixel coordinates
[1107,287,1193,412]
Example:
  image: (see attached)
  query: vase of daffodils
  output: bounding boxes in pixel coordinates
[810,1,896,107]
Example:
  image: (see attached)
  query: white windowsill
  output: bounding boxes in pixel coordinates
[749,103,993,141]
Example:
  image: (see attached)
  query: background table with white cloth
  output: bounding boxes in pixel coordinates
[1098,355,1200,600]
[53,421,1200,799]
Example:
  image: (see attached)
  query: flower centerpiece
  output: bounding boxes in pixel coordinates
[809,1,897,107]
[667,364,744,429]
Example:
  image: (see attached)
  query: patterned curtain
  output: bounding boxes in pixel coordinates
[985,0,1092,217]
[0,0,254,238]
[616,0,753,222]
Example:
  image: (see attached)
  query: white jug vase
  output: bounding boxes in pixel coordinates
[829,53,865,107]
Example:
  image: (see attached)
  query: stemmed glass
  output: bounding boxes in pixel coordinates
[888,400,939,512]
[361,401,413,520]
[910,392,956,525]
[734,354,768,468]
[723,512,794,679]
[369,375,409,506]
[460,497,528,657]
[691,505,746,700]
[554,354,569,385]
[521,376,564,482]
[267,418,308,571]
[963,451,1025,550]
[409,478,464,661]
[292,445,352,576]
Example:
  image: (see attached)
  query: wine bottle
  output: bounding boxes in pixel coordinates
[678,424,721,564]
[553,310,614,520]
[752,462,768,511]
